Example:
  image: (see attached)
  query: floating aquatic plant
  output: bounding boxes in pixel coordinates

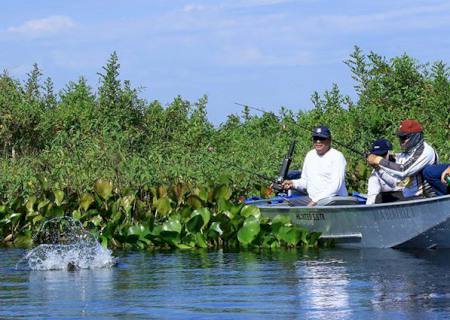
[2,179,322,251]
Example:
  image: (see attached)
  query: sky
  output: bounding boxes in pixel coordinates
[1,0,449,125]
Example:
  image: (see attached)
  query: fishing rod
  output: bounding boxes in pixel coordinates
[207,145,297,193]
[207,148,274,183]
[235,102,367,158]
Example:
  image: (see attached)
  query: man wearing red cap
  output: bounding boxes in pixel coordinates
[367,119,438,198]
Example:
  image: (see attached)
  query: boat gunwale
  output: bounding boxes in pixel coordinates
[254,194,450,211]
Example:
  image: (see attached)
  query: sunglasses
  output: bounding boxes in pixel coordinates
[312,136,328,141]
[398,135,410,142]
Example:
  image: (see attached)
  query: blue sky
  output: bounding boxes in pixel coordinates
[1,0,449,124]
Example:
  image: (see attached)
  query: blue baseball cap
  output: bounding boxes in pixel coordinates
[312,125,331,139]
[370,139,392,155]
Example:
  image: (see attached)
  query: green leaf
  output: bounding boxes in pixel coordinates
[155,197,171,216]
[176,243,193,249]
[100,236,108,248]
[187,208,211,233]
[95,179,113,200]
[162,218,182,234]
[72,210,81,220]
[198,187,209,202]
[307,231,322,247]
[160,217,182,245]
[261,234,279,248]
[277,226,300,246]
[54,190,64,206]
[80,193,94,211]
[237,216,260,245]
[240,205,261,219]
[128,224,150,237]
[37,199,50,211]
[48,206,64,217]
[217,198,232,212]
[32,215,44,224]
[207,222,223,239]
[90,215,103,226]
[213,184,232,201]
[186,214,203,233]
[9,212,22,220]
[25,196,36,213]
[271,214,291,233]
[187,194,203,209]
[120,194,135,214]
[111,209,122,224]
[195,233,208,248]
[14,231,33,247]
[150,225,162,237]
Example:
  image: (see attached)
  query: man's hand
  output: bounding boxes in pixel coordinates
[441,166,450,184]
[281,180,294,190]
[367,154,382,167]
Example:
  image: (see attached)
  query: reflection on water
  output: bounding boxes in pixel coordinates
[297,258,351,319]
[27,269,114,318]
[2,248,450,319]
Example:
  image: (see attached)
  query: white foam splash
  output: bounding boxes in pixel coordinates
[17,217,116,271]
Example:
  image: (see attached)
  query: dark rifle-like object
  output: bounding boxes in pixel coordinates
[235,102,367,158]
[272,140,296,192]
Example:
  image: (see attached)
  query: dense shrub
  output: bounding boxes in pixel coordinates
[0,47,448,248]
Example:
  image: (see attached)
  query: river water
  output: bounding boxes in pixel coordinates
[1,247,450,319]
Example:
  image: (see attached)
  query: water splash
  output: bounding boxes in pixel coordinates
[16,217,116,271]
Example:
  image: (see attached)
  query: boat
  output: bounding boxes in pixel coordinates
[245,194,450,249]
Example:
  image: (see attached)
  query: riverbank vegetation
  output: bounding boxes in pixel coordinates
[0,47,449,249]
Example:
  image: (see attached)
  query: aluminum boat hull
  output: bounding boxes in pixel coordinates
[249,195,450,248]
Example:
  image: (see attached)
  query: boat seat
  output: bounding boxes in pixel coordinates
[317,196,361,206]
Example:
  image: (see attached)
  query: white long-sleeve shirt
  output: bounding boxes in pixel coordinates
[366,169,402,205]
[378,141,437,197]
[292,148,348,202]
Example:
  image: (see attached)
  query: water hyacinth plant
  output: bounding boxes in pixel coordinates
[0,178,322,250]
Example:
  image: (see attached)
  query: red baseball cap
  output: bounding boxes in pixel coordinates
[397,119,423,136]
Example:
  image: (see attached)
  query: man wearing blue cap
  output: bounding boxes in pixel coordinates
[281,125,348,206]
[366,139,402,204]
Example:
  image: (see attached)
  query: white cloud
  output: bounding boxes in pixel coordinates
[303,3,450,33]
[234,0,295,6]
[218,46,314,66]
[7,16,75,38]
[183,4,207,13]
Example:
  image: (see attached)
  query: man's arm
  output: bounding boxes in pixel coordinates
[370,144,435,180]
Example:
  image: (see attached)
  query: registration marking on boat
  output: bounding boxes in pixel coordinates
[375,207,412,221]
[295,212,326,221]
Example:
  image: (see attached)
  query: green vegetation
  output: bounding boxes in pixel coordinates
[0,179,321,249]
[0,47,449,249]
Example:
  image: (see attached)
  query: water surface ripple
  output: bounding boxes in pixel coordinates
[1,248,450,319]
